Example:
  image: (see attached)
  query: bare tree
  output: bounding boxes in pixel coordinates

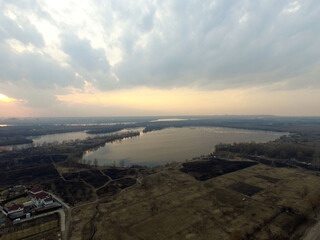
[93,158,98,167]
[312,150,320,169]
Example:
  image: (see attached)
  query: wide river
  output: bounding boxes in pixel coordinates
[0,128,138,152]
[83,127,285,167]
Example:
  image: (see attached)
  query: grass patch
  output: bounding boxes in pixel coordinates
[180,158,257,181]
[228,182,263,196]
[255,175,280,183]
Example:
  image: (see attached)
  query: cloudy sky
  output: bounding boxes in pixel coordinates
[0,0,319,117]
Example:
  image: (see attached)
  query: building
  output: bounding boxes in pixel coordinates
[44,197,53,206]
[0,186,60,223]
[28,188,42,195]
[30,191,53,207]
[5,204,24,215]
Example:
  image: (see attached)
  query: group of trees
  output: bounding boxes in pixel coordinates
[215,142,316,162]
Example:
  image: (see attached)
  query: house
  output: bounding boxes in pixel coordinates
[31,192,53,207]
[44,197,53,206]
[28,188,42,195]
[27,188,54,208]
[5,204,24,215]
[23,200,34,207]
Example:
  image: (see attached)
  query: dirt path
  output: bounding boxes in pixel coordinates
[87,203,100,240]
[78,175,103,240]
[303,218,320,240]
[95,172,113,191]
[80,177,98,201]
[51,159,67,182]
[99,169,112,180]
[76,171,139,239]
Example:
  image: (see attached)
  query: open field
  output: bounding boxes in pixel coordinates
[69,162,320,240]
[0,214,59,240]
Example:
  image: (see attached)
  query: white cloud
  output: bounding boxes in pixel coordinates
[3,7,17,20]
[40,0,123,66]
[281,1,301,14]
[239,13,248,24]
[6,39,37,53]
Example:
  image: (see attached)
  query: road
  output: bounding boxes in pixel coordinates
[303,219,320,240]
[46,191,71,240]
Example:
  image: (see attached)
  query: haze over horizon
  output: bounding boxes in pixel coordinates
[0,0,319,117]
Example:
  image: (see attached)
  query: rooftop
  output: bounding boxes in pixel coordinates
[34,192,50,200]
[7,204,24,211]
[29,188,42,194]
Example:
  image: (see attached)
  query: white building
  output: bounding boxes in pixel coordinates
[30,191,53,207]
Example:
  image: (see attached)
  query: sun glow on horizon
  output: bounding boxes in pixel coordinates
[0,93,16,103]
[56,87,320,116]
[57,87,243,114]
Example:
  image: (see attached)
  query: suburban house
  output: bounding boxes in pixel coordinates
[4,204,24,215]
[28,188,42,195]
[1,186,60,221]
[28,189,53,207]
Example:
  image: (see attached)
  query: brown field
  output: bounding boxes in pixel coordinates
[70,163,320,240]
[0,214,59,240]
[4,196,31,208]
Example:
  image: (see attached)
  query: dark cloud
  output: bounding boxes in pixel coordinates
[60,33,119,90]
[0,43,78,88]
[61,34,110,73]
[138,7,155,33]
[0,1,79,94]
[114,0,320,89]
[0,10,44,47]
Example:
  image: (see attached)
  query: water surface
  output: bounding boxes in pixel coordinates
[150,118,189,122]
[2,128,143,150]
[83,127,285,167]
[32,131,89,145]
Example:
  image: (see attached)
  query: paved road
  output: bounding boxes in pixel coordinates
[47,191,70,210]
[46,191,71,240]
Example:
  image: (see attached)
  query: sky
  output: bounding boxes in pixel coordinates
[0,0,319,117]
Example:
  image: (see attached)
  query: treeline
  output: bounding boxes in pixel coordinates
[0,136,32,146]
[143,118,320,134]
[0,123,144,137]
[215,142,315,161]
[86,125,130,134]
